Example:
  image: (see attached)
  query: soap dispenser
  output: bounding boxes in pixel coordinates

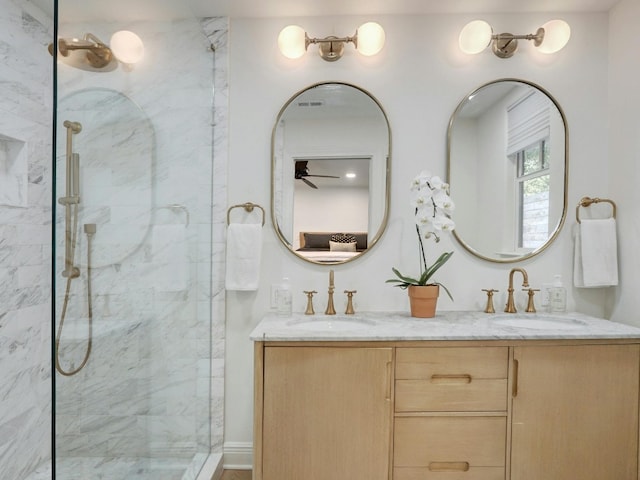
[276,277,292,316]
[549,274,567,313]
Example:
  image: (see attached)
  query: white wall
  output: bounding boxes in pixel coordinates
[225,12,612,460]
[294,186,369,249]
[608,0,640,325]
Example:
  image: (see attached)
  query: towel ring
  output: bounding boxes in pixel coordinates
[576,196,617,224]
[227,202,265,226]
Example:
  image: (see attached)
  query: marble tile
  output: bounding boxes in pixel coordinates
[27,456,205,480]
[0,1,52,479]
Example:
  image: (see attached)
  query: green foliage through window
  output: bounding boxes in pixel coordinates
[515,139,550,249]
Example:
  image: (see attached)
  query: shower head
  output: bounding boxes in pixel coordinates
[49,33,116,71]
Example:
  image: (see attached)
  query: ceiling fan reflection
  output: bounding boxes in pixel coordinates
[294,160,340,189]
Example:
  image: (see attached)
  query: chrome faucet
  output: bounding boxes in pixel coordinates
[325,269,336,315]
[505,268,529,313]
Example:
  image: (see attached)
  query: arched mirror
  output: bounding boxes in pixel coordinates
[447,79,568,263]
[271,82,391,264]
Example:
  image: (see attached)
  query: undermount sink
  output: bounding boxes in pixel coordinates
[286,317,375,331]
[489,315,587,330]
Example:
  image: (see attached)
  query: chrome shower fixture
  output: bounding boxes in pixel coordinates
[49,33,115,70]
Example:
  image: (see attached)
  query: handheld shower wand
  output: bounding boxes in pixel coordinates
[59,120,82,278]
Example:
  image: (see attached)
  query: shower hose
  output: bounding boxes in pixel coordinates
[55,204,94,377]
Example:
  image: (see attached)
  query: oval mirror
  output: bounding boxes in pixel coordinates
[447,79,568,263]
[271,82,391,264]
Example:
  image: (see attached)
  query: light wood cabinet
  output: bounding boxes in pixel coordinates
[394,347,509,479]
[510,344,640,480]
[255,345,393,480]
[254,341,640,480]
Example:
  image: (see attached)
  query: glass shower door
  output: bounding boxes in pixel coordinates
[53,3,216,478]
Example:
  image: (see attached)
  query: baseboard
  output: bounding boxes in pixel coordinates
[223,441,253,470]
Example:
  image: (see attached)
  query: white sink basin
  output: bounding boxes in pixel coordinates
[286,317,375,331]
[490,315,587,330]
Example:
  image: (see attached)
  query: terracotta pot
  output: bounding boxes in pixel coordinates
[407,285,440,318]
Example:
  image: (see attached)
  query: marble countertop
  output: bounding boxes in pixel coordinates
[249,311,640,342]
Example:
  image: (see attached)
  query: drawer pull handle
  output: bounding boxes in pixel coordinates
[428,461,470,472]
[512,359,519,397]
[431,374,472,384]
[385,361,392,401]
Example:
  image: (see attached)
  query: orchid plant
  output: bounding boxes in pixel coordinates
[387,170,456,299]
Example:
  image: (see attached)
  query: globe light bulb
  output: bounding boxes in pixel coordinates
[110,30,144,64]
[278,25,307,59]
[459,20,493,55]
[538,20,571,54]
[356,22,385,57]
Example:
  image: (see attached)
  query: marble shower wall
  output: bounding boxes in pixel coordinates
[54,16,227,464]
[0,0,53,478]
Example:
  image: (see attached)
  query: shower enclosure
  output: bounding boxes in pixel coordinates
[53,2,226,478]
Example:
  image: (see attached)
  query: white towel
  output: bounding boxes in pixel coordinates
[225,223,262,291]
[151,225,189,292]
[573,218,618,288]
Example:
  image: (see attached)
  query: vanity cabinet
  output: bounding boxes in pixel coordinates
[256,345,393,480]
[254,341,640,480]
[510,344,640,480]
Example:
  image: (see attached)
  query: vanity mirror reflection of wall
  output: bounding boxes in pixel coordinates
[272,82,391,264]
[447,79,568,263]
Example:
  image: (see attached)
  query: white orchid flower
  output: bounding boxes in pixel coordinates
[432,216,455,231]
[427,175,446,190]
[432,189,455,213]
[410,170,433,191]
[411,190,433,209]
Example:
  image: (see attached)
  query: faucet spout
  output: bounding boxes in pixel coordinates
[325,269,336,315]
[505,268,529,313]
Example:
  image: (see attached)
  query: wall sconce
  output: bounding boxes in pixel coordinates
[459,19,570,58]
[278,22,385,62]
[48,31,144,71]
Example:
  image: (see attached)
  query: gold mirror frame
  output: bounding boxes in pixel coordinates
[447,78,569,263]
[271,81,391,265]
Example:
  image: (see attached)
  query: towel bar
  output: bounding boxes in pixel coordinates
[227,202,265,226]
[576,196,616,224]
[159,204,190,227]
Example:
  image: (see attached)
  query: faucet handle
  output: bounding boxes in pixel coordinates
[482,289,499,314]
[344,290,357,315]
[304,290,317,315]
[522,288,540,313]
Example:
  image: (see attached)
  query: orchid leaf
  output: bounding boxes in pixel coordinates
[434,282,454,301]
[387,252,454,297]
[424,251,453,279]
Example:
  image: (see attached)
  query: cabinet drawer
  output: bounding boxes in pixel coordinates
[394,416,506,469]
[394,466,504,480]
[395,347,508,412]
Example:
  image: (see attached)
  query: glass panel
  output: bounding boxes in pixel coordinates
[522,143,542,175]
[520,174,550,248]
[53,3,217,479]
[519,140,550,177]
